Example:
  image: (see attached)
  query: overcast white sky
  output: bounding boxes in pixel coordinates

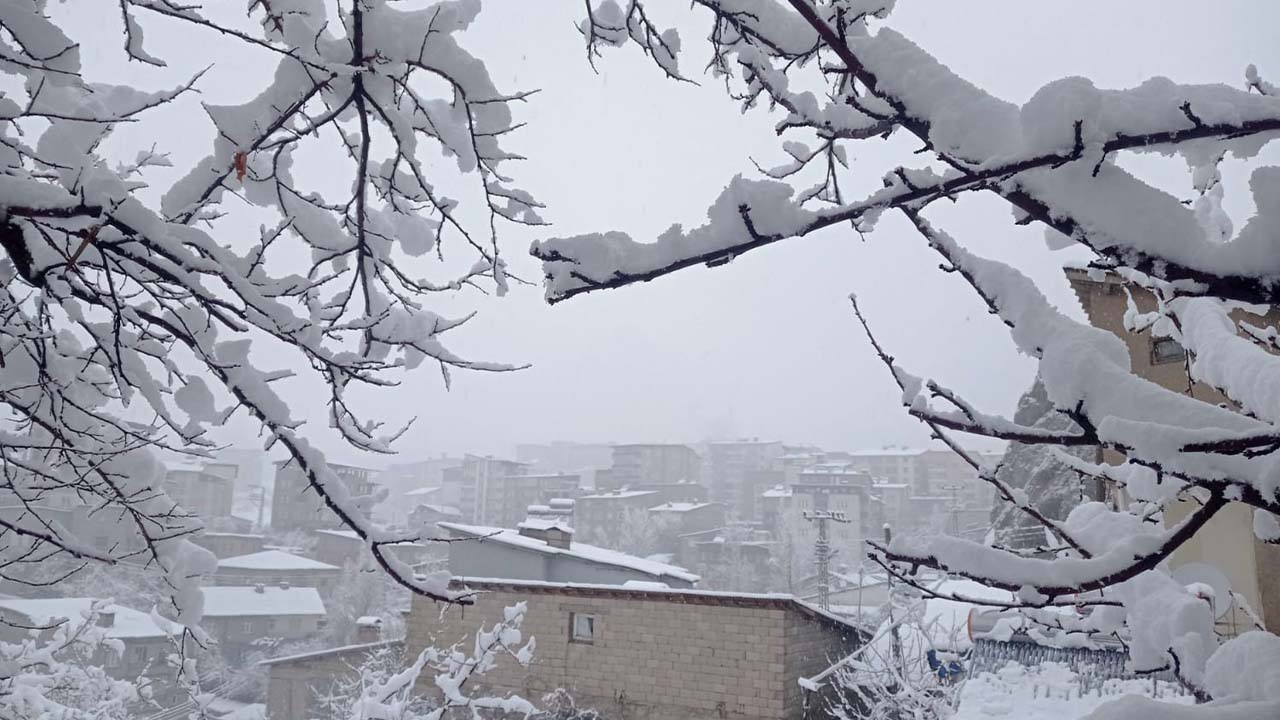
[69,1,1280,464]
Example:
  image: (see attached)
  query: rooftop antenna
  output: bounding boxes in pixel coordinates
[804,510,850,610]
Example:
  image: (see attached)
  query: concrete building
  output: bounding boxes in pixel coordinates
[705,439,785,516]
[1067,266,1280,632]
[407,578,866,720]
[212,550,341,593]
[437,521,700,588]
[201,585,327,662]
[487,472,581,529]
[790,468,873,563]
[607,443,701,490]
[270,461,376,532]
[190,531,266,559]
[574,489,660,544]
[312,528,434,569]
[163,462,235,520]
[373,456,461,524]
[647,501,726,540]
[516,442,613,487]
[440,455,529,525]
[844,447,926,494]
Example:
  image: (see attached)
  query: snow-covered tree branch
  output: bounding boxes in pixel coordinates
[1,0,539,604]
[532,0,1280,709]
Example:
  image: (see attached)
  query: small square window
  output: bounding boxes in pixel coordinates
[569,613,595,644]
[1151,337,1186,365]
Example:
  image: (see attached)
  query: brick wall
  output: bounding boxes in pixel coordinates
[408,584,861,720]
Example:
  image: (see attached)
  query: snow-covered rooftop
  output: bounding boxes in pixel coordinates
[648,502,717,513]
[413,503,461,516]
[577,490,658,500]
[217,549,339,571]
[201,586,326,617]
[0,598,179,639]
[451,577,867,633]
[761,485,793,498]
[438,522,699,584]
[403,486,440,497]
[258,638,403,667]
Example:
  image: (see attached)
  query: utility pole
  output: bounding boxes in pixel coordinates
[884,524,905,674]
[804,510,850,611]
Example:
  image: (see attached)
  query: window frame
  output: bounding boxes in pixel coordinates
[1150,337,1186,365]
[568,612,596,644]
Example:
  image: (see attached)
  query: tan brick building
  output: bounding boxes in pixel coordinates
[1066,266,1280,632]
[407,578,866,719]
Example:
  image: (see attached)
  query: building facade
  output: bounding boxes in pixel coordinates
[163,463,235,520]
[407,579,865,720]
[705,440,785,516]
[1067,267,1280,632]
[270,461,376,532]
[607,444,701,490]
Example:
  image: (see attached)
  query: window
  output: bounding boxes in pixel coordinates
[1151,337,1186,365]
[569,613,595,644]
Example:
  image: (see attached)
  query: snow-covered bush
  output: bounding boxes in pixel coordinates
[533,0,1280,714]
[0,600,143,718]
[319,602,538,720]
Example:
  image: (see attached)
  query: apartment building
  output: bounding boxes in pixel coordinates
[270,461,376,532]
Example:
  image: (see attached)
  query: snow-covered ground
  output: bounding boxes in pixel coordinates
[955,662,1192,720]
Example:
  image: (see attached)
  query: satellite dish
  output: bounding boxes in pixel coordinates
[1172,563,1235,620]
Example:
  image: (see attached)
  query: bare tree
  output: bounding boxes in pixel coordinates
[1,0,538,610]
[533,0,1280,708]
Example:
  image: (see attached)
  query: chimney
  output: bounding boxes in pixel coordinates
[355,616,382,644]
[517,521,572,550]
[96,611,115,628]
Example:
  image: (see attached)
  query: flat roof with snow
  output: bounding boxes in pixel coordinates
[450,577,868,635]
[438,522,699,584]
[648,502,718,513]
[201,586,326,618]
[218,550,339,571]
[577,490,659,500]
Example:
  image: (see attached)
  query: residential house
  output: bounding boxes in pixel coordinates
[261,638,403,720]
[270,461,376,533]
[213,550,341,593]
[437,521,700,588]
[0,597,186,706]
[407,578,867,720]
[201,585,327,662]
